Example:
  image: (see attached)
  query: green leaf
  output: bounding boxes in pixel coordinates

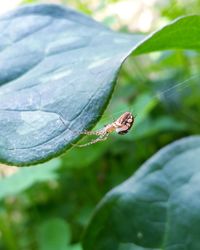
[37,217,82,250]
[0,4,199,166]
[83,136,200,250]
[37,218,70,250]
[0,159,60,200]
[133,15,200,55]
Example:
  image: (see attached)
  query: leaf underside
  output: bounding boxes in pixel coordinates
[0,4,142,165]
[83,136,200,250]
[0,4,200,165]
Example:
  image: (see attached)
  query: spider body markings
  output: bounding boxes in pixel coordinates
[74,112,134,147]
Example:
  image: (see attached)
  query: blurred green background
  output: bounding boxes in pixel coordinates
[0,0,200,249]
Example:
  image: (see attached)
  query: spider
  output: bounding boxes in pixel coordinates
[73,112,134,147]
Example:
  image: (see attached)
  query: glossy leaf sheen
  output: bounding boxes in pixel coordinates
[83,136,200,250]
[0,5,199,165]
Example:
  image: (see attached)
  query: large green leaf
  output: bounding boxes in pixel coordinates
[0,4,143,166]
[83,136,200,250]
[0,4,199,166]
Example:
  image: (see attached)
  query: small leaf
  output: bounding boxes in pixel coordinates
[37,218,70,250]
[0,159,60,200]
[83,136,200,250]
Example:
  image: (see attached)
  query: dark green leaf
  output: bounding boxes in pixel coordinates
[83,136,200,250]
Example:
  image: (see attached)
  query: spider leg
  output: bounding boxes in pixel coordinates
[72,133,109,147]
[68,128,105,136]
[80,129,104,136]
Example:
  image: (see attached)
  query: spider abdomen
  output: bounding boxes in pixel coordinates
[115,112,134,135]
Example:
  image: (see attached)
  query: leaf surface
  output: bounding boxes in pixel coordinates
[133,15,200,55]
[0,4,142,165]
[0,5,199,165]
[83,136,200,250]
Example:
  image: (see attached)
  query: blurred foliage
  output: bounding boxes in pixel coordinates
[0,0,200,249]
